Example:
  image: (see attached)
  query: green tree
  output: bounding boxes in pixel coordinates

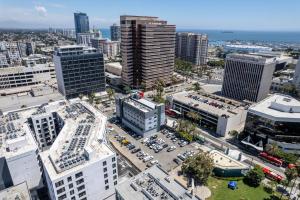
[192,82,201,92]
[153,79,165,103]
[88,92,96,104]
[106,88,115,105]
[244,165,265,187]
[181,152,214,185]
[229,130,239,139]
[123,85,131,94]
[283,168,298,198]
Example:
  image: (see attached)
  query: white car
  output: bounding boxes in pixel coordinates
[150,160,158,165]
[143,156,154,162]
[142,138,149,143]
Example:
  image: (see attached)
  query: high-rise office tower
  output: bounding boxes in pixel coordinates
[110,23,121,41]
[293,58,300,91]
[120,15,176,89]
[175,32,208,66]
[74,12,90,36]
[222,54,275,102]
[54,45,105,99]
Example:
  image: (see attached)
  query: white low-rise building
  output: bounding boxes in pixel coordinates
[167,91,248,137]
[116,94,165,137]
[40,100,117,200]
[0,110,42,190]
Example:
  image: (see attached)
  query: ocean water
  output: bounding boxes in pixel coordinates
[100,28,300,44]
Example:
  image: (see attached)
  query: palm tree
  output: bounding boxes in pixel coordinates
[192,82,201,92]
[206,71,212,83]
[281,168,298,199]
[106,88,115,105]
[171,75,177,92]
[187,111,200,123]
[88,92,96,105]
[154,79,165,99]
[265,143,279,156]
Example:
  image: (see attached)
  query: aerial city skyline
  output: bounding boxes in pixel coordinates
[0,0,300,31]
[0,1,300,200]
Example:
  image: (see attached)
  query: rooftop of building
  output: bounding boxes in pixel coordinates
[226,53,276,64]
[105,62,122,69]
[210,150,248,170]
[0,62,55,75]
[54,45,98,55]
[40,99,114,179]
[0,105,39,159]
[170,91,247,118]
[116,165,200,200]
[249,94,300,121]
[123,96,159,113]
[0,182,31,200]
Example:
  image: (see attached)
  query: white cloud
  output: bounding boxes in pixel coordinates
[35,6,47,17]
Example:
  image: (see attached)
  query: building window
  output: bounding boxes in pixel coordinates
[76,178,84,185]
[79,191,86,198]
[113,175,117,180]
[58,194,67,200]
[112,163,116,168]
[57,187,65,194]
[75,172,83,178]
[104,173,108,178]
[103,167,107,172]
[69,183,73,189]
[105,185,109,190]
[112,157,116,162]
[55,180,64,188]
[67,177,72,182]
[103,161,107,166]
[80,198,87,200]
[71,197,75,200]
[113,169,116,174]
[114,181,117,185]
[70,190,74,195]
[78,185,85,191]
[105,179,108,184]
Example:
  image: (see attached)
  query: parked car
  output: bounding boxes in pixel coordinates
[167,146,176,152]
[143,155,154,162]
[131,148,141,154]
[162,144,169,148]
[173,158,182,165]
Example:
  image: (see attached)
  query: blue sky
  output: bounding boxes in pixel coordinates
[0,0,300,31]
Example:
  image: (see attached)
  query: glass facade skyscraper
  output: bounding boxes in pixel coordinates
[74,12,90,35]
[54,46,105,99]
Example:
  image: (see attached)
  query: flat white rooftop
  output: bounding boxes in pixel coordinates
[40,100,114,180]
[210,150,248,170]
[249,94,300,121]
[0,107,39,159]
[124,97,158,113]
[226,53,276,65]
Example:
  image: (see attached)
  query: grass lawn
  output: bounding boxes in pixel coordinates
[207,176,274,200]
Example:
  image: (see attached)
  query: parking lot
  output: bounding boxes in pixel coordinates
[108,122,201,172]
